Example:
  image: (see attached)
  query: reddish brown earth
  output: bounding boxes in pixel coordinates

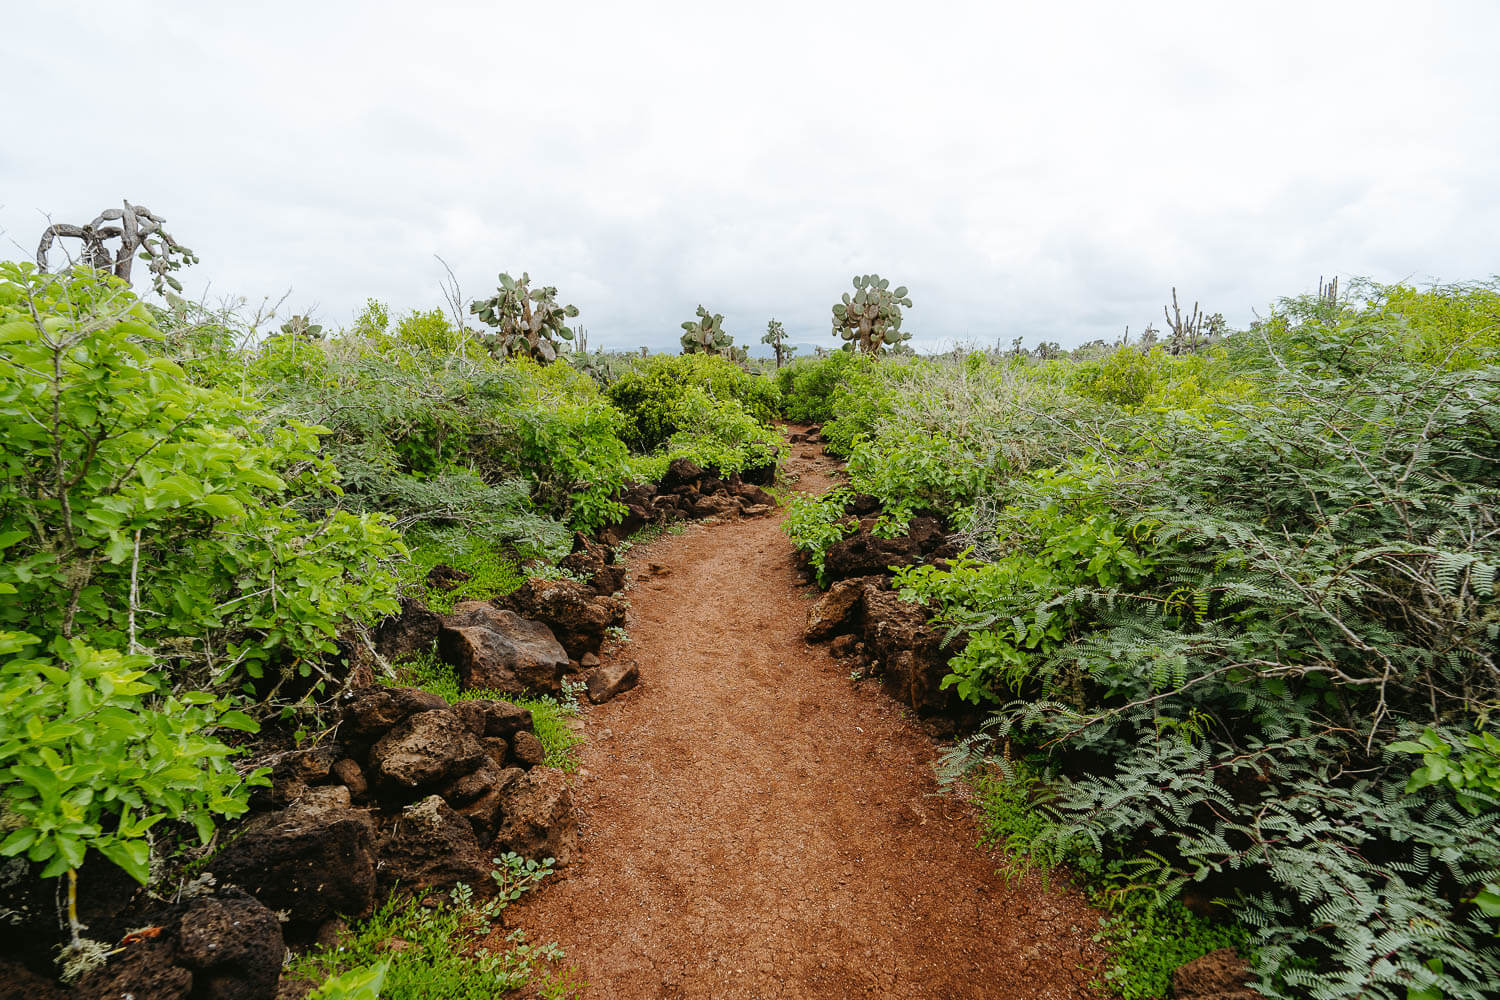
[501,432,1109,999]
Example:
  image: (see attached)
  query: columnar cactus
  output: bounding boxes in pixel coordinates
[832,274,912,355]
[680,305,734,355]
[36,200,198,296]
[469,272,578,363]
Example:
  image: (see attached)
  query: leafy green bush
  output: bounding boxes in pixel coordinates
[836,285,1500,998]
[774,350,864,426]
[782,488,856,584]
[0,264,401,693]
[606,353,779,452]
[661,388,784,476]
[0,632,266,884]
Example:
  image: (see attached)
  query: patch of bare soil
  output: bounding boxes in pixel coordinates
[500,430,1109,999]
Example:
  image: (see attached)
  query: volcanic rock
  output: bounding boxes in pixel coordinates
[493,768,578,865]
[586,659,639,704]
[439,602,570,695]
[499,580,627,661]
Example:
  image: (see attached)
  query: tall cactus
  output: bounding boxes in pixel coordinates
[832,274,912,355]
[469,272,578,363]
[680,305,734,355]
[36,200,198,296]
[762,318,796,368]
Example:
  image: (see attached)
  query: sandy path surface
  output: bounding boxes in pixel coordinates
[502,434,1108,999]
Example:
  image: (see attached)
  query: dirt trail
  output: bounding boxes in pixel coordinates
[503,434,1108,999]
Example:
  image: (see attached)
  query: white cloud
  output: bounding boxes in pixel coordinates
[3,0,1496,351]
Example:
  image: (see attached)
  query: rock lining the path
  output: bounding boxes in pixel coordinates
[205,685,575,953]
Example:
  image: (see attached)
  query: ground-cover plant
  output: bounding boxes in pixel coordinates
[399,529,526,614]
[286,881,578,1000]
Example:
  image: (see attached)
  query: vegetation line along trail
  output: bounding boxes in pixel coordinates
[503,430,1107,999]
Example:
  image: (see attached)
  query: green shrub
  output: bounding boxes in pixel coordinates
[782,488,856,584]
[0,632,267,887]
[0,264,401,693]
[661,388,784,476]
[843,287,1500,998]
[606,353,779,452]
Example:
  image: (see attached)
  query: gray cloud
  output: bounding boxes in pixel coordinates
[3,0,1497,353]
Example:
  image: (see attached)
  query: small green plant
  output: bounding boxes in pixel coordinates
[832,274,912,355]
[782,488,856,584]
[1391,727,1500,815]
[470,272,579,363]
[680,305,734,355]
[305,962,390,1000]
[492,851,556,903]
[402,532,526,615]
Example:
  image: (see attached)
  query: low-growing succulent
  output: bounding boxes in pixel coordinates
[832,274,912,355]
[469,272,579,364]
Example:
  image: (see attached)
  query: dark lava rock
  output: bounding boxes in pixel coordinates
[424,563,471,592]
[691,493,740,518]
[493,768,578,865]
[822,533,919,581]
[72,937,191,1000]
[175,894,284,1000]
[453,698,534,740]
[846,493,882,516]
[0,960,66,1000]
[341,686,450,740]
[376,795,490,895]
[863,588,962,716]
[510,730,547,768]
[208,799,377,937]
[805,575,882,641]
[728,481,776,507]
[1172,948,1262,1000]
[373,598,442,664]
[659,457,704,492]
[559,532,626,596]
[439,602,571,695]
[906,516,947,554]
[499,580,627,661]
[369,709,488,793]
[586,659,639,704]
[330,758,369,800]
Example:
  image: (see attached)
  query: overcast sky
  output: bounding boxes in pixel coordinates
[3,1,1497,352]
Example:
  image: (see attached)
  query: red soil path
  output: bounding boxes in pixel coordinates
[502,434,1108,999]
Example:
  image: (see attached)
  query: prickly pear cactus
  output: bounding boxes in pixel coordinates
[469,272,579,363]
[680,305,735,355]
[832,274,912,355]
[279,315,324,340]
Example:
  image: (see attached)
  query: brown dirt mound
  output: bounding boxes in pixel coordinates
[499,429,1108,999]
